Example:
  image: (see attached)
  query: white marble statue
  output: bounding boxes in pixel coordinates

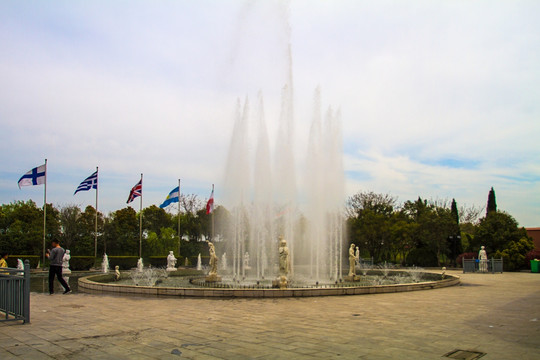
[62,249,71,274]
[278,236,290,277]
[478,246,488,272]
[348,243,356,277]
[114,265,121,281]
[208,242,218,276]
[166,251,177,271]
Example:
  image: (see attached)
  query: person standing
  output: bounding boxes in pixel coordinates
[46,240,71,294]
[0,252,8,267]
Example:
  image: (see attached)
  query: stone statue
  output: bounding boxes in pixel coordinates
[166,251,177,271]
[355,246,360,268]
[62,249,71,274]
[478,246,488,272]
[208,242,218,275]
[278,236,290,277]
[348,243,356,276]
[114,265,121,281]
[244,252,251,270]
[205,242,221,282]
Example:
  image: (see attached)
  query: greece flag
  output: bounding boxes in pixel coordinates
[159,186,180,208]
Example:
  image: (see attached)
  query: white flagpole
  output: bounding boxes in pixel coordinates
[211,184,215,242]
[42,158,47,267]
[139,173,143,259]
[95,166,99,258]
[178,179,181,258]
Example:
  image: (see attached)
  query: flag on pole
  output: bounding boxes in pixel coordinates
[206,187,214,214]
[18,164,46,188]
[127,179,142,203]
[74,171,98,195]
[159,186,179,208]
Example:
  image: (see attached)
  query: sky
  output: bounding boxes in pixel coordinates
[0,0,539,226]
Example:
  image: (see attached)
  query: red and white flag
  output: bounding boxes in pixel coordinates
[206,186,214,214]
[127,179,142,204]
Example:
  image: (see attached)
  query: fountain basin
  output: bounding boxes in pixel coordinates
[78,271,460,298]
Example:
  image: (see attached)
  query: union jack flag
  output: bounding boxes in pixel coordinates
[127,179,142,204]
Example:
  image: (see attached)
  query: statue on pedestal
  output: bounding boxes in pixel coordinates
[62,249,71,275]
[478,246,488,272]
[205,242,221,282]
[166,251,177,271]
[279,236,290,277]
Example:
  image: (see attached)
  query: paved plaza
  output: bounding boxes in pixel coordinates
[1,270,539,359]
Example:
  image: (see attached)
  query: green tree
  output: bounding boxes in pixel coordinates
[142,205,172,237]
[473,211,528,253]
[486,187,497,217]
[77,205,104,256]
[59,204,81,251]
[347,192,397,262]
[103,207,138,256]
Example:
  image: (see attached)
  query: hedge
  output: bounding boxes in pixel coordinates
[70,256,96,271]
[6,255,40,269]
[107,256,139,270]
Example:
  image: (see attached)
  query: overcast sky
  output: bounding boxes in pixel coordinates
[1,0,538,226]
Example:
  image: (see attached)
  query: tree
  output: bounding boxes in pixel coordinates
[486,187,497,217]
[142,205,172,237]
[77,205,104,255]
[473,211,529,254]
[347,192,397,262]
[103,207,138,256]
[59,205,81,251]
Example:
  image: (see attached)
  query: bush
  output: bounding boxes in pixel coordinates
[456,252,477,267]
[525,249,540,262]
[405,247,438,267]
[6,255,40,269]
[148,256,167,268]
[108,256,139,270]
[70,256,96,271]
[494,237,534,271]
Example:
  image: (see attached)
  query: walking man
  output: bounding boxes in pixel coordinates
[46,240,71,294]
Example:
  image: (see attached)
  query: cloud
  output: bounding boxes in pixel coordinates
[0,0,539,227]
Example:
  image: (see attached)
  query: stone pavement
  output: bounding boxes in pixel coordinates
[0,270,539,360]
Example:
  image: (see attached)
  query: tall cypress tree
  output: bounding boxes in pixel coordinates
[450,198,459,225]
[486,187,497,217]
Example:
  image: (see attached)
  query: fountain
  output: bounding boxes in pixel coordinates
[196,253,202,271]
[102,254,109,274]
[137,258,144,272]
[17,258,24,275]
[219,86,344,287]
[221,252,228,271]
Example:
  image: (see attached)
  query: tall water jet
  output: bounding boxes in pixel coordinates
[221,86,344,284]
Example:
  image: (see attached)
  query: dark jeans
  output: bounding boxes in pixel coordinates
[49,265,70,294]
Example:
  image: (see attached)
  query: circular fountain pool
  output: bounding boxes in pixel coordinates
[78,269,460,298]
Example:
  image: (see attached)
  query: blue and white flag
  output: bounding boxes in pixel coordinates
[74,171,98,195]
[159,186,180,208]
[18,164,46,188]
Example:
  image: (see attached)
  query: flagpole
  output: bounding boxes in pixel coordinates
[139,173,143,259]
[95,166,99,258]
[211,184,215,242]
[42,159,47,267]
[178,179,181,258]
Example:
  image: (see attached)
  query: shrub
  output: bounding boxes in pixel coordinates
[108,256,139,270]
[525,249,540,262]
[456,252,477,267]
[405,247,438,267]
[148,256,167,268]
[494,237,534,271]
[6,255,40,269]
[70,256,96,271]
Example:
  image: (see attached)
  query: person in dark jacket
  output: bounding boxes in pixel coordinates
[46,240,71,294]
